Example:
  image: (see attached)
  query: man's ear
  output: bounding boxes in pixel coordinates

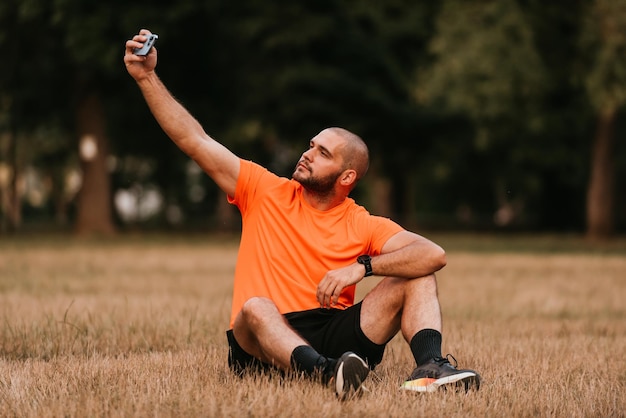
[339,169,357,187]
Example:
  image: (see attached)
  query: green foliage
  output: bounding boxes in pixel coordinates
[579,0,626,112]
[418,0,546,126]
[407,0,614,230]
[215,2,436,139]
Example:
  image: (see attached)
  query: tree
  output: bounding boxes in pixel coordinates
[414,0,549,228]
[579,0,626,240]
[56,1,132,236]
[214,1,439,223]
[0,0,73,233]
[1,0,213,234]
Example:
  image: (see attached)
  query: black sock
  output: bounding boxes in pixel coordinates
[290,345,327,376]
[410,329,443,366]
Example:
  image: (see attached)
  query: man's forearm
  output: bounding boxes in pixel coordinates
[134,71,240,197]
[136,72,209,156]
[370,239,446,279]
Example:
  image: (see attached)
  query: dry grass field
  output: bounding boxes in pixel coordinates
[0,234,624,417]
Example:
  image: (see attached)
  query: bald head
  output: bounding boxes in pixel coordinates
[325,127,369,181]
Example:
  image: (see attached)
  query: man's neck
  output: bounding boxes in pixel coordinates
[301,189,347,211]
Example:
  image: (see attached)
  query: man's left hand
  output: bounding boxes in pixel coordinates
[316,263,365,308]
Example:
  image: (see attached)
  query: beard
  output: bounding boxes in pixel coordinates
[292,165,342,195]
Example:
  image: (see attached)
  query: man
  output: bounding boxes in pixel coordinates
[124,29,480,399]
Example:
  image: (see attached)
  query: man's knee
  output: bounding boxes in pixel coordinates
[233,297,279,357]
[372,273,438,297]
[239,296,279,326]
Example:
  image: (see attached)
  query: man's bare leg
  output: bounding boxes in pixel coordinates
[359,273,442,346]
[232,296,308,370]
[360,274,480,392]
[231,296,371,399]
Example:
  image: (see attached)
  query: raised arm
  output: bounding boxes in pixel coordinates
[123,29,239,197]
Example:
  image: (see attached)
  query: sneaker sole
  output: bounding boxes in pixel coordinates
[400,371,480,393]
[335,353,370,401]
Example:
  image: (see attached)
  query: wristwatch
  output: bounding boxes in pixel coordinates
[357,255,373,277]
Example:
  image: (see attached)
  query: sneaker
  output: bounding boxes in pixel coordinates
[400,354,480,393]
[333,352,370,400]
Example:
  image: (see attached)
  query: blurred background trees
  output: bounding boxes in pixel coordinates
[0,0,624,239]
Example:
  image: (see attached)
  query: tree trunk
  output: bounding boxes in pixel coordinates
[585,105,615,240]
[7,132,20,231]
[74,93,116,236]
[0,128,22,233]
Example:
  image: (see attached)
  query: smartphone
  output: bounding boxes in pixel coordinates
[133,34,158,56]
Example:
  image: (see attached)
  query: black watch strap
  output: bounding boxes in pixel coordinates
[357,255,373,277]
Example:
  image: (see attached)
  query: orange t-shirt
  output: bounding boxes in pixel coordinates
[227,159,403,327]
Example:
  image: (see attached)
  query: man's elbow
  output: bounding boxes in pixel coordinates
[433,245,447,271]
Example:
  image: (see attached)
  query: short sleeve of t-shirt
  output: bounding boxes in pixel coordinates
[227,159,280,215]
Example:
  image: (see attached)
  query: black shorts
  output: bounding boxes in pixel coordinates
[226,302,386,373]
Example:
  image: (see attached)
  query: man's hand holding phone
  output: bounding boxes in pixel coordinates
[133,33,158,56]
[124,30,158,81]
